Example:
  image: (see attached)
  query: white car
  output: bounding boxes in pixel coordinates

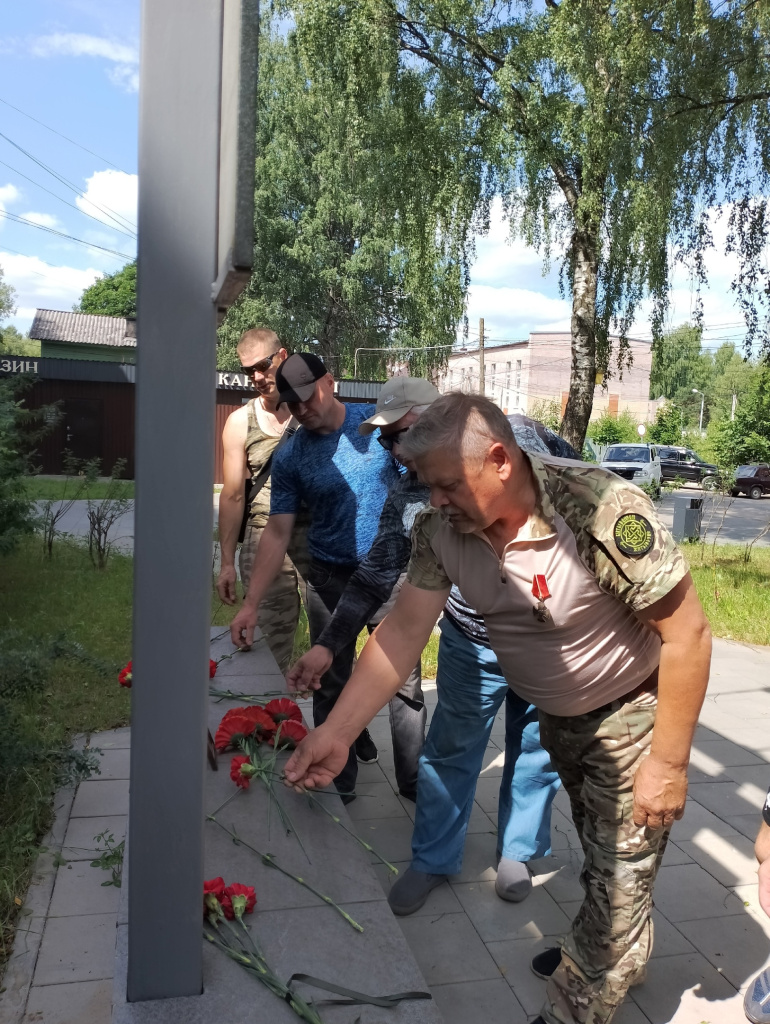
[600,443,662,497]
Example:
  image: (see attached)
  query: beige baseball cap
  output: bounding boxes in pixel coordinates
[358,376,440,435]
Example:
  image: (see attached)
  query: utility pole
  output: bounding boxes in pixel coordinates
[479,318,485,396]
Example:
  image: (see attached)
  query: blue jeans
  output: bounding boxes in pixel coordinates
[411,615,560,875]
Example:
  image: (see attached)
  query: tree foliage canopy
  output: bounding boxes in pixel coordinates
[0,266,16,326]
[218,23,474,376]
[75,262,137,319]
[288,0,770,446]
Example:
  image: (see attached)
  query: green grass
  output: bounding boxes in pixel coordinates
[0,536,133,970]
[687,543,770,646]
[22,477,136,500]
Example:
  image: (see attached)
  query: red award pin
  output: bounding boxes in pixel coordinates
[532,574,552,622]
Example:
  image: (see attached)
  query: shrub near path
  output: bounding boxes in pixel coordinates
[0,537,132,971]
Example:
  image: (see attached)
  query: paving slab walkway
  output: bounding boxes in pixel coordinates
[2,635,769,1024]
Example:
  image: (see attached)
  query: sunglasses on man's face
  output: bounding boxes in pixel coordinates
[240,351,280,376]
[377,427,411,452]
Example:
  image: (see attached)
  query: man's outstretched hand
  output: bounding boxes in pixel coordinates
[283,725,350,793]
[230,604,258,648]
[286,645,333,696]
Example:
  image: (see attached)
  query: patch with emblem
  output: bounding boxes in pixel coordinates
[614,513,654,557]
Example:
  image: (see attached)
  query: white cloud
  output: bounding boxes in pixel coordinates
[0,184,21,225]
[76,170,137,234]
[20,211,60,229]
[0,252,103,331]
[465,283,571,342]
[30,33,139,93]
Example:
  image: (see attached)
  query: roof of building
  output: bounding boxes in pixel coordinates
[29,309,137,348]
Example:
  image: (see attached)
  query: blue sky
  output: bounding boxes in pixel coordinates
[0,0,752,353]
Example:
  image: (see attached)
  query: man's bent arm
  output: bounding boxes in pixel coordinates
[229,512,296,646]
[756,820,770,918]
[285,583,449,788]
[633,573,711,828]
[217,411,248,603]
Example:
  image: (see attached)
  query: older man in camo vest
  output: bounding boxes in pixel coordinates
[286,392,712,1024]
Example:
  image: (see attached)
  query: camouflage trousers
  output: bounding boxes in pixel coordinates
[239,516,309,676]
[537,689,669,1024]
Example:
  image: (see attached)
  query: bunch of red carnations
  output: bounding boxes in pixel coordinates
[214,698,308,790]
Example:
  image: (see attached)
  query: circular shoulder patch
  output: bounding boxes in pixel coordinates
[614,513,654,557]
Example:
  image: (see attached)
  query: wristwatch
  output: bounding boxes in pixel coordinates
[763,786,770,828]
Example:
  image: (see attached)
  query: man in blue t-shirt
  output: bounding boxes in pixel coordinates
[230,353,425,800]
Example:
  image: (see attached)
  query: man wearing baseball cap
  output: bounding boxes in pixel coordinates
[288,375,563,913]
[230,353,425,800]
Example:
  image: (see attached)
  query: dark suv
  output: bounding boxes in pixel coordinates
[731,464,770,499]
[657,446,720,488]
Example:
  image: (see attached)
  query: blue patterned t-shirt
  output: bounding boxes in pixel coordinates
[270,403,400,565]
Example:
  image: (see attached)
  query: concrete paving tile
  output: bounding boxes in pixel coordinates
[93,728,130,750]
[689,738,765,767]
[453,879,571,942]
[346,781,410,820]
[23,979,113,1024]
[48,861,121,917]
[668,798,739,840]
[630,951,743,1024]
[611,1001,652,1024]
[34,913,117,985]
[466,801,497,836]
[70,780,129,818]
[451,830,499,883]
[549,810,582,854]
[486,935,562,1014]
[652,864,746,922]
[724,764,770,788]
[687,780,765,819]
[539,858,585,903]
[661,840,693,867]
[431,978,528,1024]
[724,813,764,841]
[62,816,127,861]
[90,747,130,781]
[478,746,505,778]
[473,775,500,813]
[396,793,418,821]
[352,816,416,864]
[677,913,770,990]
[676,831,760,886]
[397,911,502,985]
[648,910,696,958]
[552,787,573,816]
[731,884,770,938]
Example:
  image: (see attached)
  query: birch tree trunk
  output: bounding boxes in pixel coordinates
[561,227,599,452]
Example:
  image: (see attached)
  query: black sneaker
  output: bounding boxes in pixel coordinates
[354,729,378,764]
[531,946,562,979]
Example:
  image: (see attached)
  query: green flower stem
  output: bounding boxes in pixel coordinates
[304,792,399,875]
[208,687,290,704]
[206,816,363,933]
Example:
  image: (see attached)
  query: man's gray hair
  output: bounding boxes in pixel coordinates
[400,392,517,464]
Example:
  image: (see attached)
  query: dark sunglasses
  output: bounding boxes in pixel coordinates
[377,427,411,452]
[240,350,280,375]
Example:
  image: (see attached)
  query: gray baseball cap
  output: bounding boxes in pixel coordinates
[358,376,440,435]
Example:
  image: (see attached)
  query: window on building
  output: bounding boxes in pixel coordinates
[515,359,521,391]
[505,362,511,392]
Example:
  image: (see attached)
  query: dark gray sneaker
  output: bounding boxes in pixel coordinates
[387,867,447,916]
[354,728,378,764]
[745,967,770,1024]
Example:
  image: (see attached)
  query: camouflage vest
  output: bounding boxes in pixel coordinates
[244,399,282,521]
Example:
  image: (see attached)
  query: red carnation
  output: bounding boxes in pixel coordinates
[209,659,218,678]
[270,719,308,750]
[215,706,275,752]
[203,876,226,918]
[230,754,257,789]
[118,661,132,688]
[222,882,256,920]
[264,698,303,725]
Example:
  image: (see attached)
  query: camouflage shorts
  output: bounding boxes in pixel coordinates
[239,516,309,676]
[537,689,669,1024]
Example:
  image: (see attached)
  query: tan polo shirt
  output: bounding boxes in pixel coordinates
[406,453,689,716]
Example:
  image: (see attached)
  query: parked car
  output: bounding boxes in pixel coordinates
[731,464,770,499]
[600,443,662,496]
[657,446,720,489]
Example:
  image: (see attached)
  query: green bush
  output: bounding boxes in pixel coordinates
[587,410,641,446]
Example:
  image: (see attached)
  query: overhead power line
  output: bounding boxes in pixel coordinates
[0,157,137,241]
[0,130,137,235]
[0,96,131,175]
[0,210,133,261]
